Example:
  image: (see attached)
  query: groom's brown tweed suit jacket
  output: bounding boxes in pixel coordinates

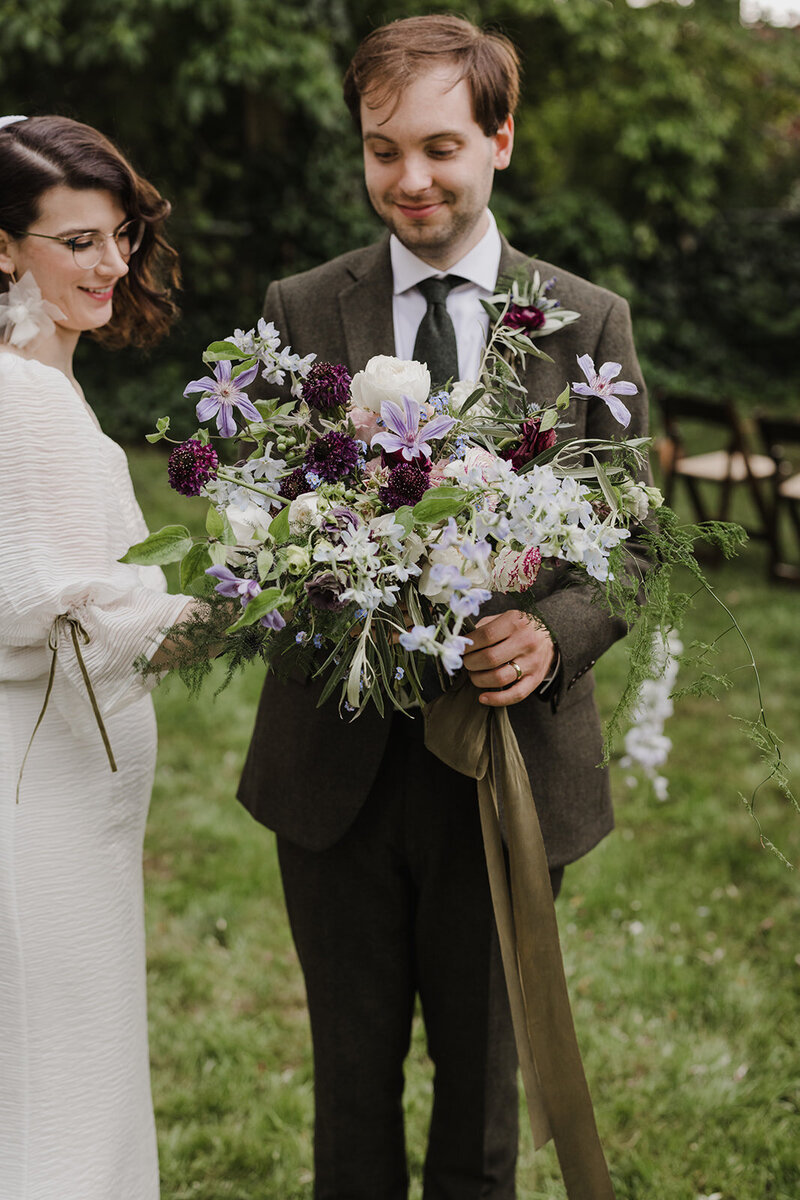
[238,236,651,868]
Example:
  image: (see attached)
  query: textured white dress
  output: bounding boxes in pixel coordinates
[0,355,189,1200]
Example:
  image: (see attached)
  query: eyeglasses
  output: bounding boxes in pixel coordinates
[10,219,145,269]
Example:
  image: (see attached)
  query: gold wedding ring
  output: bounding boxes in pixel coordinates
[509,659,523,684]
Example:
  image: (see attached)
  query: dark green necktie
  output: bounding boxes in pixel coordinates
[413,275,464,388]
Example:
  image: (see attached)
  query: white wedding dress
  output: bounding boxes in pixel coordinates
[0,355,188,1200]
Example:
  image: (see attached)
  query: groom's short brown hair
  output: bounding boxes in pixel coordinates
[343,14,520,137]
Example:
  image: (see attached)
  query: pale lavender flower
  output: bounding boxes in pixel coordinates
[428,562,472,592]
[571,355,637,428]
[206,564,261,605]
[450,587,492,619]
[371,394,456,462]
[184,359,260,437]
[439,632,474,675]
[459,539,491,568]
[398,624,439,655]
[259,610,286,631]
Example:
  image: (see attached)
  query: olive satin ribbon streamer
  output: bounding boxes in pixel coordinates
[424,682,616,1200]
[16,614,118,803]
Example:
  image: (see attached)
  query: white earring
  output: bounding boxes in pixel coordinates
[0,271,66,348]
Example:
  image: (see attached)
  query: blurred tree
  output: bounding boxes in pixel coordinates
[1,0,798,434]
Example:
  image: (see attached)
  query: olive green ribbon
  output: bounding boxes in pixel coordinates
[16,614,118,804]
[424,682,616,1200]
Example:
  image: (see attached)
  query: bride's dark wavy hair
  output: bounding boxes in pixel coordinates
[0,115,180,348]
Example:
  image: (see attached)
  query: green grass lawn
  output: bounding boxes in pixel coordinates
[131,447,800,1200]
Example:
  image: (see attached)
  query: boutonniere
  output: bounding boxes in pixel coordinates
[479,264,580,382]
[485,264,580,338]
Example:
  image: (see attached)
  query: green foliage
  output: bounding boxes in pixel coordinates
[2,0,799,435]
[120,523,193,565]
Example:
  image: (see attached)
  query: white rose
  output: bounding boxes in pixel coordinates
[350,355,431,414]
[288,492,323,535]
[225,502,270,548]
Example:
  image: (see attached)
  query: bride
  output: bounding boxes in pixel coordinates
[0,115,196,1200]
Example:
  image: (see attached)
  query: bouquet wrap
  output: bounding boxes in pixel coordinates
[425,681,616,1200]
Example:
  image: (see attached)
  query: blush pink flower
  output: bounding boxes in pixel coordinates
[349,406,381,444]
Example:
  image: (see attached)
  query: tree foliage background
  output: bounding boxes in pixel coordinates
[1,0,799,439]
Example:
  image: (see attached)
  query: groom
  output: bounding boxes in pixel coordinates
[239,14,650,1199]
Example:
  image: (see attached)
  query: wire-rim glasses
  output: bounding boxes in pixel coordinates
[10,219,145,269]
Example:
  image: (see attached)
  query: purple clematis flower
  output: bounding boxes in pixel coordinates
[184,359,260,437]
[259,610,286,631]
[571,355,637,428]
[371,394,456,463]
[206,564,261,606]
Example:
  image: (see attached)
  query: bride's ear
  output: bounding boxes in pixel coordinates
[0,230,17,278]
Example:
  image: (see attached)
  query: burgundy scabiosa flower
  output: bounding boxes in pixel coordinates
[304,431,359,483]
[167,439,219,496]
[279,466,309,501]
[501,418,557,472]
[302,361,352,411]
[379,462,431,511]
[502,304,546,332]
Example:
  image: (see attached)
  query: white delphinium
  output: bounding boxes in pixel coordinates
[226,317,315,395]
[621,630,683,799]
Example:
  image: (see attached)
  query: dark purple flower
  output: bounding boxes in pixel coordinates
[302,361,353,411]
[501,418,557,472]
[379,462,432,511]
[279,466,309,500]
[502,304,546,332]
[321,506,360,538]
[304,431,359,483]
[184,359,261,438]
[167,439,220,496]
[305,571,348,611]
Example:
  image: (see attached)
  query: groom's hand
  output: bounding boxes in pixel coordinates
[462,610,555,707]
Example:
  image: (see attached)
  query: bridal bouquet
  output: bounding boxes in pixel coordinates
[126,277,671,716]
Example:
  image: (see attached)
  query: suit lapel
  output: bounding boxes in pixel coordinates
[498,237,529,281]
[338,238,396,370]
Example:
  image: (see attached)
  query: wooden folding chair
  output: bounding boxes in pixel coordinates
[655,389,776,538]
[756,414,800,583]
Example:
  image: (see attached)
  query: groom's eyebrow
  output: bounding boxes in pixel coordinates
[363,130,463,144]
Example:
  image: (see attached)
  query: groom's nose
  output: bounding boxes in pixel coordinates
[397,153,434,196]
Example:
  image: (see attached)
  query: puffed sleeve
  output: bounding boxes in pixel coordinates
[0,358,189,729]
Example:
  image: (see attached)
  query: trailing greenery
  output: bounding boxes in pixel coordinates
[3,0,799,436]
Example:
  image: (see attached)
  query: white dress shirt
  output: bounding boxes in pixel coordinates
[389,209,502,383]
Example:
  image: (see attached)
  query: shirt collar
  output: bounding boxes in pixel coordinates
[390,209,502,296]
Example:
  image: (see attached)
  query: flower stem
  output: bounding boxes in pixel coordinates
[216,470,287,506]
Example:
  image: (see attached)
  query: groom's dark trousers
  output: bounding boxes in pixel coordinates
[238,236,650,1199]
